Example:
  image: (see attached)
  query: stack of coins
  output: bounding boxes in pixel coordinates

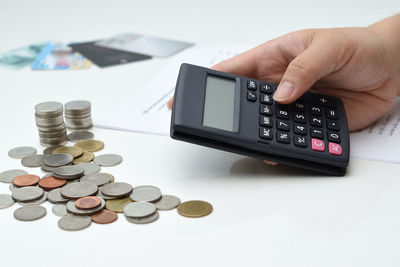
[35,102,67,147]
[64,100,93,130]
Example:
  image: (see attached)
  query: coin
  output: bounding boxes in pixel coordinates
[92,210,118,224]
[75,196,101,210]
[78,162,101,175]
[14,205,47,221]
[43,147,56,155]
[101,182,132,198]
[43,153,73,167]
[93,154,123,167]
[74,140,104,152]
[105,197,133,213]
[47,188,69,204]
[8,146,37,159]
[68,131,94,142]
[177,200,213,218]
[130,185,162,202]
[126,211,159,224]
[0,169,28,183]
[52,146,83,158]
[12,186,44,202]
[52,204,68,216]
[35,101,63,115]
[38,176,66,190]
[96,187,118,200]
[80,173,112,186]
[21,154,43,168]
[66,198,105,215]
[17,192,47,206]
[53,165,84,180]
[58,215,91,231]
[12,174,40,187]
[61,182,98,199]
[72,151,94,164]
[154,195,181,210]
[0,194,15,209]
[123,202,156,218]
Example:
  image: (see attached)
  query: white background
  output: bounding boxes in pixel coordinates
[0,1,400,266]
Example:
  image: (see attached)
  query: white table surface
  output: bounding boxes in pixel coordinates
[1,1,400,266]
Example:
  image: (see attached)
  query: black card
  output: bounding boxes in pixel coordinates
[69,41,152,67]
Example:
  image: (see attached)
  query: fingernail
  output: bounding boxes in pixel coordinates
[273,81,295,101]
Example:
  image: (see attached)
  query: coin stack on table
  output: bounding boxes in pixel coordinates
[64,100,93,130]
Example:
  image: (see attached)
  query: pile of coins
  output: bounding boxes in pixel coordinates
[64,100,93,130]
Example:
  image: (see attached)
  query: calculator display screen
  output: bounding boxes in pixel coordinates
[202,75,236,131]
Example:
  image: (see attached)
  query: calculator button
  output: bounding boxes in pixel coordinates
[277,120,290,131]
[260,93,272,105]
[309,105,322,116]
[326,108,338,119]
[247,80,257,90]
[247,91,257,102]
[293,101,306,111]
[310,94,335,107]
[277,131,290,144]
[327,131,341,143]
[259,127,273,140]
[293,112,306,123]
[260,82,273,94]
[294,135,307,147]
[259,116,273,127]
[311,128,324,139]
[310,116,323,127]
[327,120,340,131]
[294,124,307,135]
[328,142,342,156]
[277,108,290,120]
[260,105,273,116]
[311,138,325,152]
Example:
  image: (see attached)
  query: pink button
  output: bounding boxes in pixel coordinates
[328,142,342,156]
[311,138,325,152]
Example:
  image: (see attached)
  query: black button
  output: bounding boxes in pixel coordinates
[293,112,306,123]
[294,135,307,147]
[294,124,307,135]
[247,80,257,90]
[310,94,335,107]
[260,82,273,94]
[310,116,323,127]
[328,131,341,143]
[277,131,290,144]
[260,104,273,116]
[311,128,324,139]
[326,108,338,119]
[247,91,257,102]
[277,108,289,120]
[259,116,273,127]
[293,101,306,111]
[260,93,272,105]
[309,105,322,116]
[327,120,340,131]
[277,120,290,131]
[260,127,273,140]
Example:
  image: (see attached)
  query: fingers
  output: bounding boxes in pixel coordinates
[167,97,174,110]
[264,160,278,166]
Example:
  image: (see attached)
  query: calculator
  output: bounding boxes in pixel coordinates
[170,63,350,175]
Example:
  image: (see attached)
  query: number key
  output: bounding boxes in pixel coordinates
[310,116,323,127]
[294,124,307,135]
[277,120,290,131]
[277,108,289,120]
[294,112,306,123]
[310,105,322,116]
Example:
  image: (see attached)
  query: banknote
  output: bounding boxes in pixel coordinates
[0,43,46,69]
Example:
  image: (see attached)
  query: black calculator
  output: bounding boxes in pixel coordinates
[170,63,350,175]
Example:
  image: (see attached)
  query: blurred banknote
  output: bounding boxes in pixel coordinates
[0,43,46,69]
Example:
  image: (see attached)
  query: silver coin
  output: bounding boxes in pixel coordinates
[9,183,38,191]
[126,211,159,224]
[60,182,98,199]
[101,182,132,197]
[0,194,15,209]
[52,204,69,216]
[96,187,118,200]
[41,164,57,173]
[67,131,94,142]
[53,165,84,180]
[78,162,101,175]
[154,195,181,210]
[38,130,67,139]
[43,147,57,155]
[17,192,47,206]
[123,201,156,218]
[66,198,105,215]
[0,169,28,183]
[35,101,63,115]
[12,186,44,202]
[58,215,91,231]
[21,154,43,168]
[130,185,162,202]
[8,146,37,159]
[93,154,123,167]
[80,173,111,186]
[43,153,73,167]
[65,100,91,112]
[48,188,69,204]
[41,140,68,148]
[14,205,46,221]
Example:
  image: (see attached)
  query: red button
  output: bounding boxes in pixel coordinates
[311,138,325,152]
[328,142,342,156]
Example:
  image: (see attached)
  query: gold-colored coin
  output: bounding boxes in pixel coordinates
[52,146,83,158]
[107,173,115,183]
[74,140,104,152]
[72,151,94,164]
[177,200,213,218]
[105,197,133,213]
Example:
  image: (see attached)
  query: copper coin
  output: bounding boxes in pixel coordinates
[92,210,118,224]
[75,196,101,210]
[12,174,40,187]
[38,176,67,191]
